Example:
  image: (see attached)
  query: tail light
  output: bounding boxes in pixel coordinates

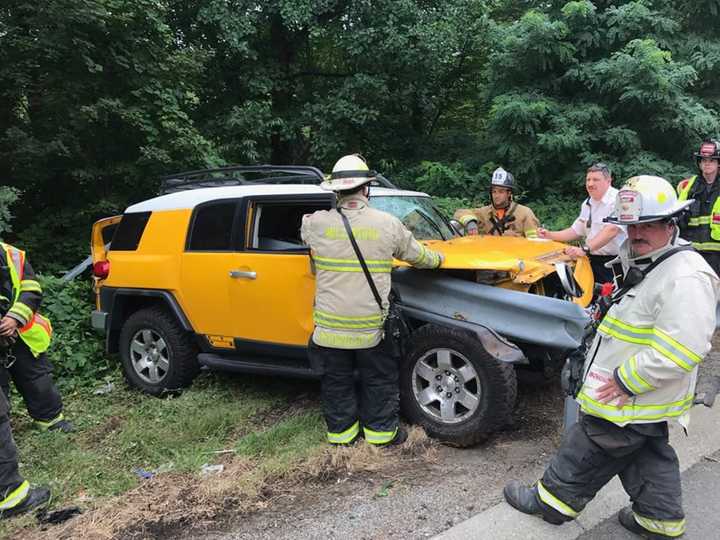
[93,260,110,279]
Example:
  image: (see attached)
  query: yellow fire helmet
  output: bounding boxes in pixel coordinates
[606,175,693,225]
[320,154,376,192]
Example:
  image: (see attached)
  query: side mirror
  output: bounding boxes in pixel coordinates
[449,219,465,236]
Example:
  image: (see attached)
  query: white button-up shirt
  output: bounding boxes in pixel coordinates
[570,186,626,256]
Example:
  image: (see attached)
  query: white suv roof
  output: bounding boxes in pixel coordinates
[125,185,430,213]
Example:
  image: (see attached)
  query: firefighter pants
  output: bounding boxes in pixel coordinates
[309,339,399,445]
[0,391,25,508]
[536,414,684,535]
[0,339,64,426]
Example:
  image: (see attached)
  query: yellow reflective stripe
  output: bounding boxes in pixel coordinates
[327,421,360,444]
[634,512,686,537]
[323,227,379,240]
[313,256,392,273]
[688,215,711,226]
[537,481,578,518]
[0,480,29,510]
[578,391,693,423]
[407,242,440,268]
[314,310,383,329]
[20,279,42,293]
[618,356,655,395]
[363,426,397,445]
[313,329,378,349]
[599,317,701,372]
[692,241,720,252]
[8,302,33,322]
[34,413,64,430]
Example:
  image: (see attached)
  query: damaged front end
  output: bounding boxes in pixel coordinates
[392,267,591,364]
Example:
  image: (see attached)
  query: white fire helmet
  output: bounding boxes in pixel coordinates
[320,154,376,192]
[606,175,693,225]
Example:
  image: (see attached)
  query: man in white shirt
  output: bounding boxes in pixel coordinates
[538,163,626,284]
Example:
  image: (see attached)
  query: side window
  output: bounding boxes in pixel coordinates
[110,212,151,251]
[187,201,238,251]
[249,201,331,252]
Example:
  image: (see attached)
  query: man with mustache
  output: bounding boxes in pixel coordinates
[538,163,626,284]
[504,176,719,539]
[677,138,720,275]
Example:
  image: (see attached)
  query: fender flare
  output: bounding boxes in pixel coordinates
[398,305,527,365]
[103,288,193,353]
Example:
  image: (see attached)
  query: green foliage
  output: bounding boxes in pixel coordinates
[0,375,326,538]
[1,0,720,274]
[0,186,19,240]
[38,276,111,388]
[531,195,583,231]
[481,0,720,201]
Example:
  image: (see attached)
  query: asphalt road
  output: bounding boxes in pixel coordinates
[435,398,720,540]
[579,449,720,540]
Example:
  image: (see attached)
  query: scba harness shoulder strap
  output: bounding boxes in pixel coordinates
[609,245,695,307]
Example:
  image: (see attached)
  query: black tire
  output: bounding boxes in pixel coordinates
[400,324,517,447]
[119,306,199,396]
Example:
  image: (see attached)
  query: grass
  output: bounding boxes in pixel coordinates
[0,368,327,539]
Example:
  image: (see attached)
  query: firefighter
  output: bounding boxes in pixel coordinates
[301,154,443,446]
[453,167,540,238]
[504,175,719,538]
[677,138,720,275]
[0,390,50,519]
[0,242,72,432]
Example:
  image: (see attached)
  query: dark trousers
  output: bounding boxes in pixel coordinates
[0,392,24,501]
[309,340,399,443]
[0,339,63,423]
[698,251,720,277]
[539,415,683,523]
[589,255,616,285]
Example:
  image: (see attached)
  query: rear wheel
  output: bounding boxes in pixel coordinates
[119,306,199,395]
[400,325,517,447]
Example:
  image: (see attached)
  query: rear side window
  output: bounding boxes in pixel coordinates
[187,200,238,251]
[110,212,151,251]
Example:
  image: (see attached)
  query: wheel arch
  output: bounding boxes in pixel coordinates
[399,305,528,365]
[105,289,193,354]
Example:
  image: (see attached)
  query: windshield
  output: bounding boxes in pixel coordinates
[370,195,456,241]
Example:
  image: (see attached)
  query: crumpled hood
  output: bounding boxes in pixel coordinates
[413,235,572,271]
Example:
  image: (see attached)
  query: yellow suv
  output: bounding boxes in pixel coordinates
[91,166,592,446]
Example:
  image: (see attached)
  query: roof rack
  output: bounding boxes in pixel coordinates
[159,165,398,194]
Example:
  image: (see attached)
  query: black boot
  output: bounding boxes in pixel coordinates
[0,486,51,520]
[503,480,564,525]
[618,507,683,539]
[382,426,408,447]
[48,419,75,433]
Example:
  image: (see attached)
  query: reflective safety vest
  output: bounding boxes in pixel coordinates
[1,243,52,356]
[577,241,719,428]
[677,175,720,249]
[301,194,443,349]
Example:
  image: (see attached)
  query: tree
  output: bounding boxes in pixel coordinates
[479,0,720,199]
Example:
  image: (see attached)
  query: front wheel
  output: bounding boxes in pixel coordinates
[400,325,517,447]
[119,306,199,396]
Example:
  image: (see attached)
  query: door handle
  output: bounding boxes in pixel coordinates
[229,270,257,280]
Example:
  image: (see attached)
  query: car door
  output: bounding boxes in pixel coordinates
[178,198,243,348]
[230,194,333,347]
